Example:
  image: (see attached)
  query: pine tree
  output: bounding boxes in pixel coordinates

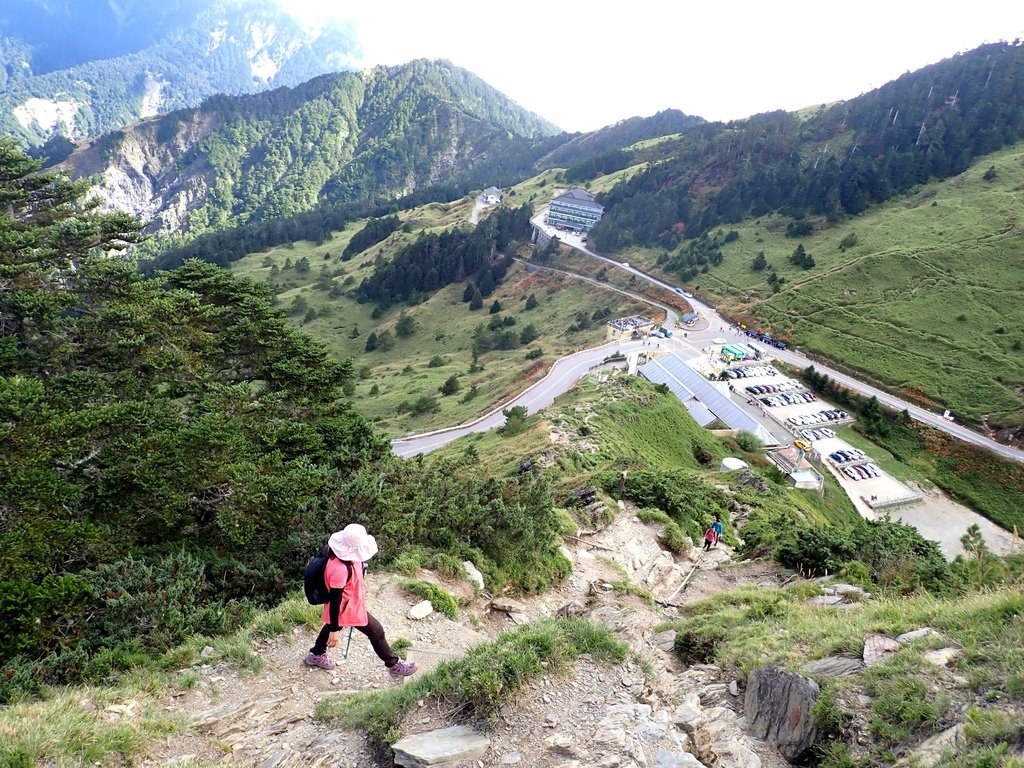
[469,288,484,311]
[365,331,379,351]
[489,300,502,314]
[396,313,416,337]
[525,294,538,310]
[519,324,539,344]
[439,374,461,396]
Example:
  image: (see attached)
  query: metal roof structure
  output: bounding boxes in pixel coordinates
[551,188,604,212]
[685,400,717,427]
[638,353,779,445]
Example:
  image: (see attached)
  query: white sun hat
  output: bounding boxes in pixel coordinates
[327,523,379,562]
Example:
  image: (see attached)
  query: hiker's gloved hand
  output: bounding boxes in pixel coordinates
[327,631,340,648]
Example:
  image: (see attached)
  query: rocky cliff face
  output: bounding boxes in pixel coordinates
[71,113,220,233]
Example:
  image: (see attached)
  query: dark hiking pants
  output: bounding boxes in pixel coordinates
[311,611,399,666]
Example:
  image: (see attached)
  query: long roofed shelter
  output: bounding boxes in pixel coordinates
[638,353,778,446]
[545,188,604,231]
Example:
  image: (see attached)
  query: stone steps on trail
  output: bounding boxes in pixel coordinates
[609,534,734,607]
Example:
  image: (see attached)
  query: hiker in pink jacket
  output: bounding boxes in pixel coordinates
[304,524,417,677]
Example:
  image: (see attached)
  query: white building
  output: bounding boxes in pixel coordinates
[482,186,503,205]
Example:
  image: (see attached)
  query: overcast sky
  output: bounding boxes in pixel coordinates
[278,1,1022,132]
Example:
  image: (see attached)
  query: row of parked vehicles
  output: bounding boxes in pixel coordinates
[787,409,849,427]
[725,365,779,379]
[829,448,866,464]
[801,427,836,441]
[743,330,788,350]
[842,463,881,480]
[744,379,802,394]
[759,391,816,407]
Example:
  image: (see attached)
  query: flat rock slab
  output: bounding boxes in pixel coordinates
[806,595,844,607]
[655,750,705,767]
[653,629,677,653]
[863,635,900,666]
[804,656,864,677]
[392,725,490,767]
[896,627,937,644]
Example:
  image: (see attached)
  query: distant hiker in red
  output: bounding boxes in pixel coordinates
[305,524,417,677]
[702,525,717,552]
[703,514,724,551]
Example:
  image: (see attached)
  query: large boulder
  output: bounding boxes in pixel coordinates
[744,663,819,760]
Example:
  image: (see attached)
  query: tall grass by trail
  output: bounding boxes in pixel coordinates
[315,618,627,746]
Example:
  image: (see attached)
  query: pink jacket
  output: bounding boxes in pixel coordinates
[321,557,368,627]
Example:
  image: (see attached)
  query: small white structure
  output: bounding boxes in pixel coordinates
[720,457,749,472]
[482,186,503,205]
[790,470,820,490]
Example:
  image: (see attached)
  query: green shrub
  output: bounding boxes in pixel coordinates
[389,549,427,577]
[596,469,728,544]
[355,458,570,594]
[400,581,459,619]
[428,553,466,581]
[735,431,765,452]
[774,518,951,591]
[637,508,672,525]
[663,522,691,554]
[553,508,579,536]
[82,552,229,653]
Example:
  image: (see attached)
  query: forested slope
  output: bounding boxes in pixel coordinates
[62,59,558,238]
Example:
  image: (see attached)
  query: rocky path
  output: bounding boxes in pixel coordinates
[140,505,793,768]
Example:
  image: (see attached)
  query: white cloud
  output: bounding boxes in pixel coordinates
[275,0,1023,132]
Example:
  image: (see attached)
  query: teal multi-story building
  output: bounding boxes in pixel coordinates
[545,188,604,231]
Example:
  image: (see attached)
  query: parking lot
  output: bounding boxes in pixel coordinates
[812,436,920,517]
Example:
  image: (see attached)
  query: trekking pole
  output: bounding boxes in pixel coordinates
[343,627,354,660]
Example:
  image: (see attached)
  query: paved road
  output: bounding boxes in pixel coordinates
[392,339,649,457]
[514,258,679,327]
[391,210,1024,464]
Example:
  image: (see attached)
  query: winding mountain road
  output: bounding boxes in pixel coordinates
[391,210,1024,464]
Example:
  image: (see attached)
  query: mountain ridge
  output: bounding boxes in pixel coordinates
[62,59,559,236]
[0,0,361,148]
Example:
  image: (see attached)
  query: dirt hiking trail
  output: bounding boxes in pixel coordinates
[141,502,795,768]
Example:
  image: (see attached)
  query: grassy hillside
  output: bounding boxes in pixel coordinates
[716,144,1024,428]
[601,144,1024,430]
[664,584,1024,767]
[229,203,651,436]
[436,373,861,528]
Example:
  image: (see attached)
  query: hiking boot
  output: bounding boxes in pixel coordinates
[304,652,336,670]
[388,659,417,677]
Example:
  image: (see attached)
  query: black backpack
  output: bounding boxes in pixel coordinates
[303,546,354,605]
